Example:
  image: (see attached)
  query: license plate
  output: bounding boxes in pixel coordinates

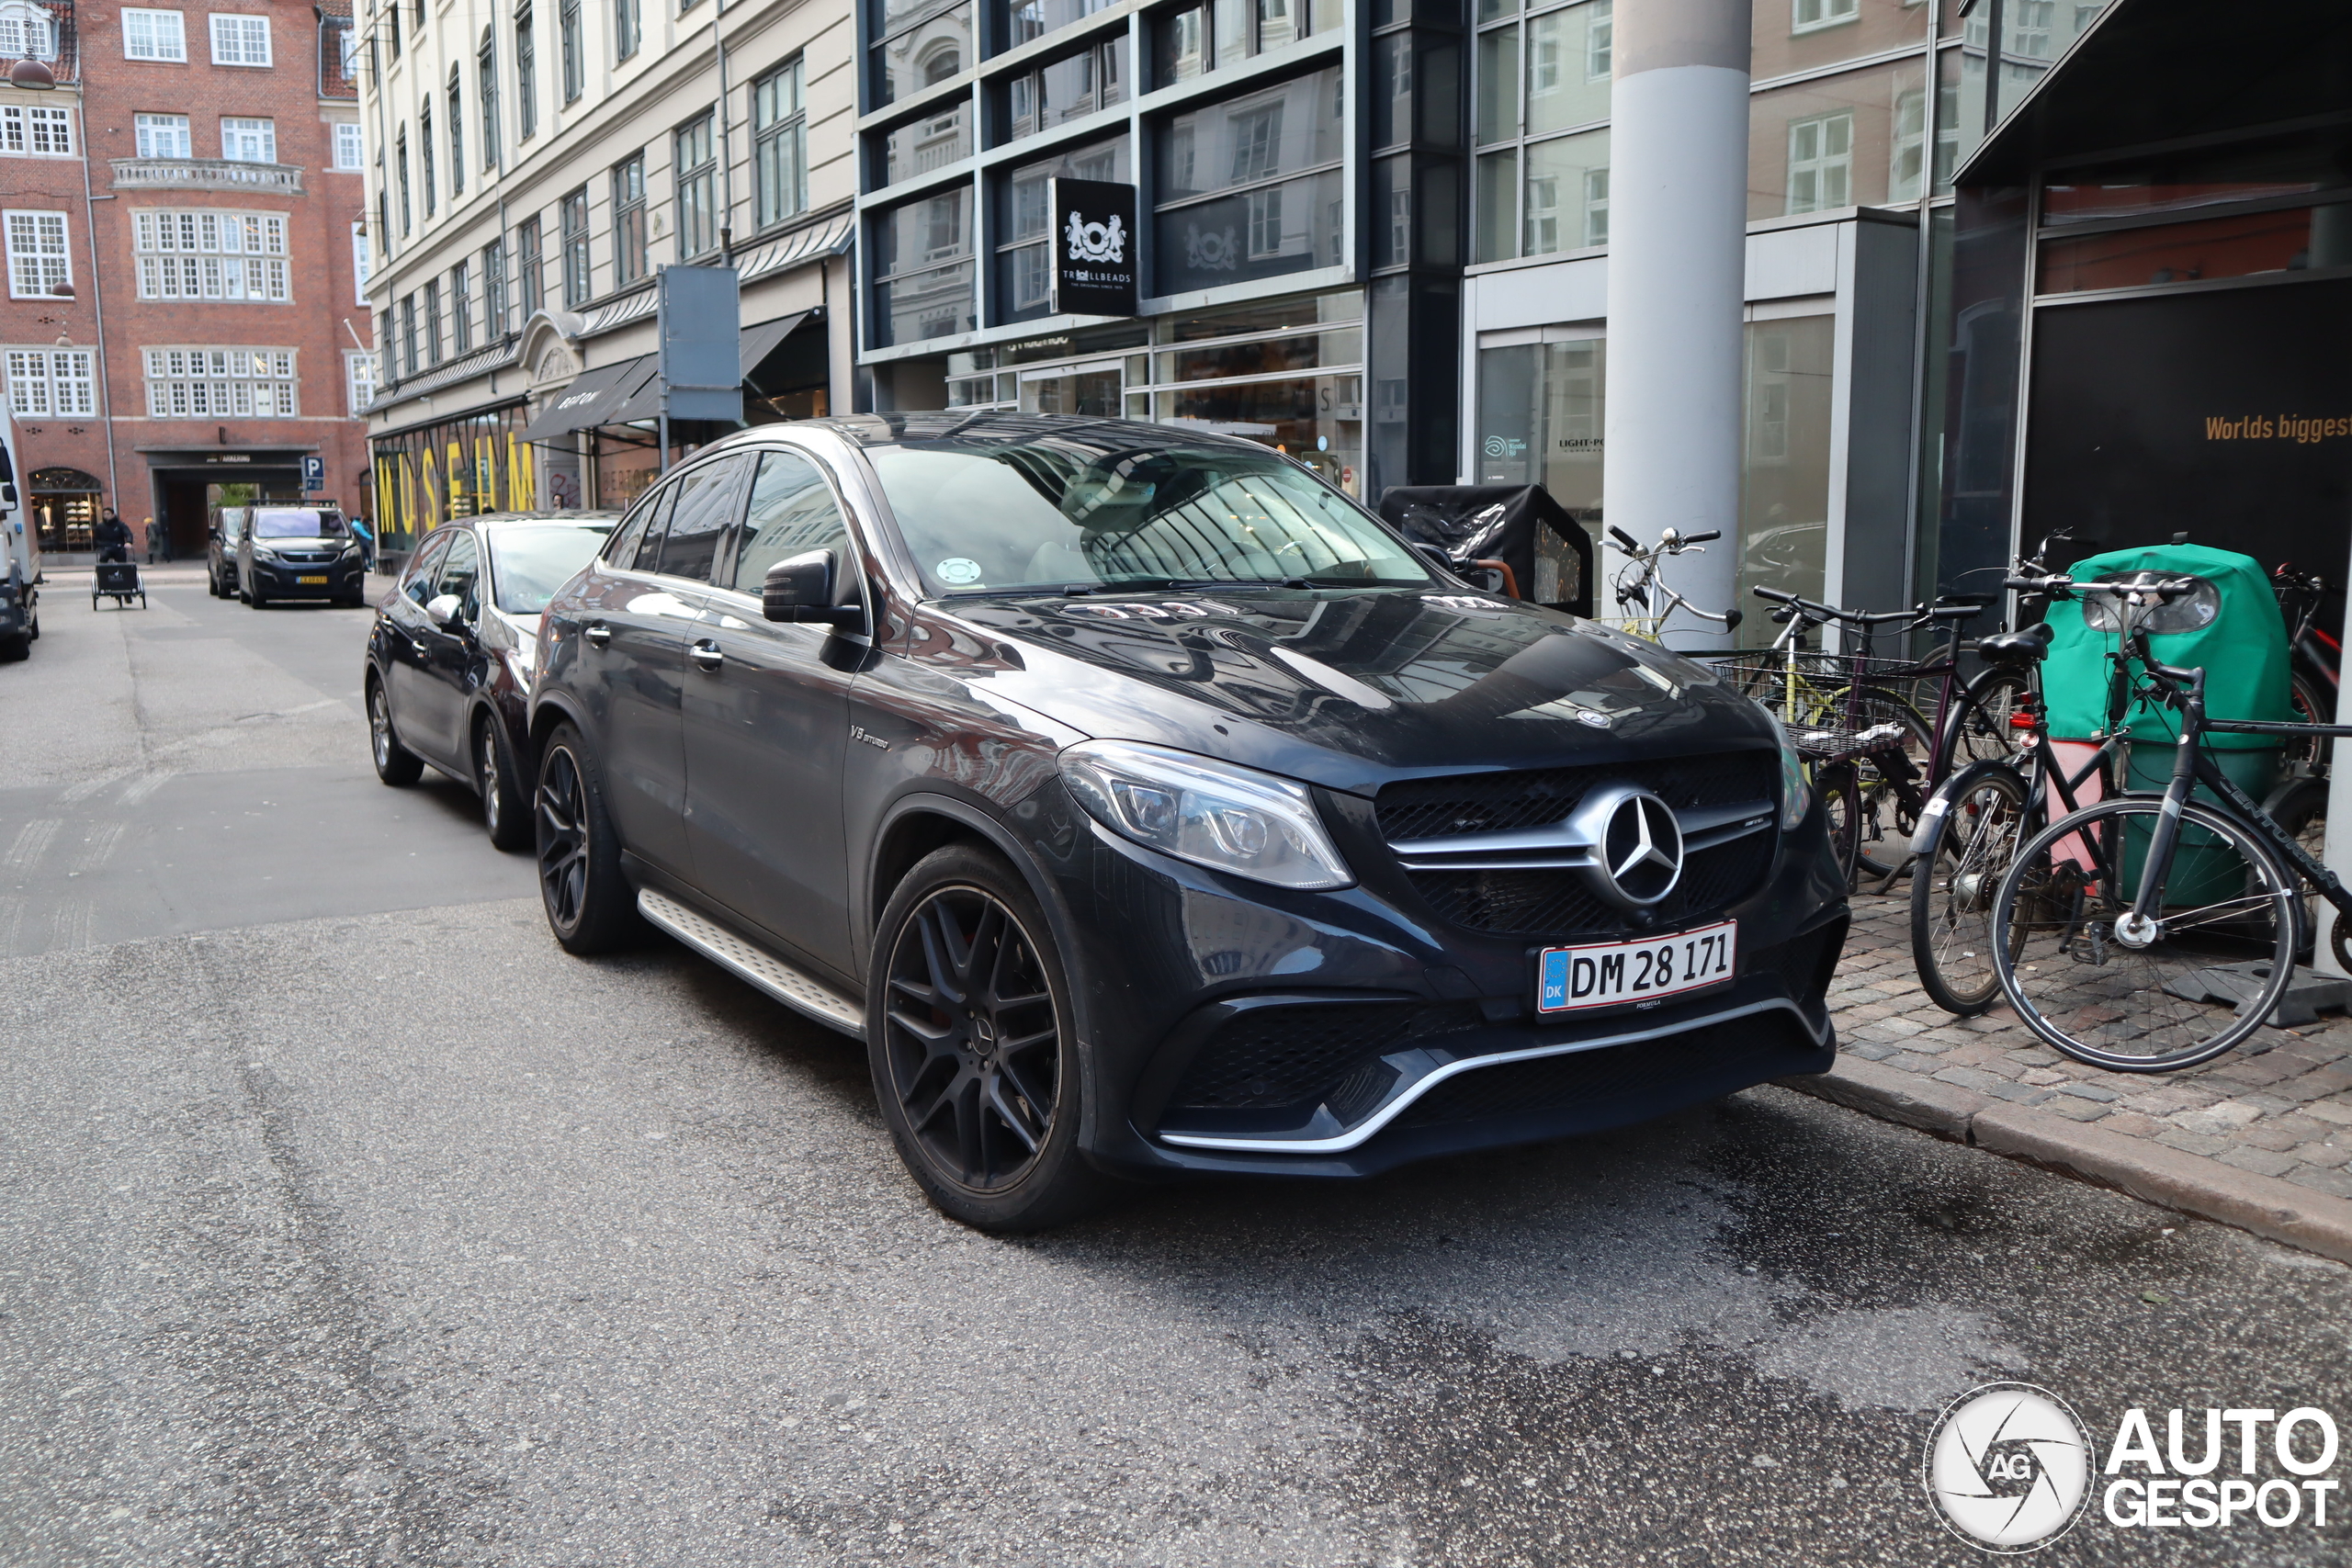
[1537,920,1737,1014]
[298,575,328,584]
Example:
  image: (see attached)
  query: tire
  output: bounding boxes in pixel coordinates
[1940,665,2037,775]
[1909,761,2030,1015]
[534,722,643,954]
[248,579,268,608]
[1990,795,2295,1072]
[1850,692,1934,878]
[26,608,37,640]
[368,678,424,786]
[867,843,1114,1232]
[476,714,531,852]
[1815,763,1863,890]
[2285,668,2334,773]
[0,634,27,662]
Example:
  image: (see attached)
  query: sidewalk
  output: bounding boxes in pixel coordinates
[1795,891,2352,1262]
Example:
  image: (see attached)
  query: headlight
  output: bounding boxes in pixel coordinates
[1058,740,1354,890]
[253,546,280,561]
[340,542,362,558]
[1764,709,1811,830]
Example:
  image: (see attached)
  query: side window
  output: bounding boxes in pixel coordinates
[732,448,851,597]
[604,479,671,570]
[654,456,751,583]
[435,530,481,619]
[402,531,452,606]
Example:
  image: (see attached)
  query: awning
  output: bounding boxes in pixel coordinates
[739,311,811,378]
[516,356,656,444]
[597,315,824,424]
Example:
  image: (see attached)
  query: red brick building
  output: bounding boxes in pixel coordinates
[0,0,375,557]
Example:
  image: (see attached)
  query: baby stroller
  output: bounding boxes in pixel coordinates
[93,558,147,610]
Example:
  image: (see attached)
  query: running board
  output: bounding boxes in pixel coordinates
[637,888,865,1039]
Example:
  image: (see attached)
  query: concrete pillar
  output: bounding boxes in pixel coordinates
[1601,0,1752,646]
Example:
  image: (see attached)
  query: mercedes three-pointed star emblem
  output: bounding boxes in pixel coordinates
[1582,788,1685,908]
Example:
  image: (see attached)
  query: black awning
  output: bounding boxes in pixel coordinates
[1959,0,2352,186]
[516,356,657,444]
[740,311,812,380]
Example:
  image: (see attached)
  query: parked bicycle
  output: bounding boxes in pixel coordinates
[1604,525,1743,645]
[1981,571,2352,1071]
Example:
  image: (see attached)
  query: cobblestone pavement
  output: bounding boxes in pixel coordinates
[1829,891,2352,1200]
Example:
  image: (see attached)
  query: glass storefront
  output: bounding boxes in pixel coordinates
[369,401,536,554]
[937,288,1366,496]
[1475,314,1833,643]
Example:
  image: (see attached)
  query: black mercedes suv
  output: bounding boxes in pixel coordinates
[529,413,1848,1230]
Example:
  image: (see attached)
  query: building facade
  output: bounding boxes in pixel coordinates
[0,0,375,557]
[356,0,855,550]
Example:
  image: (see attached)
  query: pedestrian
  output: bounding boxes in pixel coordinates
[351,513,376,572]
[144,515,171,564]
[93,509,132,564]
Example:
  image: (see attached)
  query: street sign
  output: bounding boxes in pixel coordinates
[1048,178,1137,319]
[300,454,325,492]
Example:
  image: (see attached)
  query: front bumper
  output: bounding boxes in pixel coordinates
[1034,782,1849,1180]
[251,558,367,596]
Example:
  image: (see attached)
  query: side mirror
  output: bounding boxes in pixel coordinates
[763,549,862,628]
[424,592,463,628]
[0,481,14,507]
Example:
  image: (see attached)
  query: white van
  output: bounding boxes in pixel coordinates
[0,416,40,659]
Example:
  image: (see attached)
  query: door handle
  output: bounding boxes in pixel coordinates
[583,623,611,649]
[688,639,724,671]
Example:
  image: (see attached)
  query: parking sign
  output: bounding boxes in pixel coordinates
[301,455,324,492]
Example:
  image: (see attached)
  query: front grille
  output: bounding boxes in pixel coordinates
[1377,751,1775,842]
[1392,1011,1812,1129]
[1406,829,1774,939]
[1169,1000,1485,1111]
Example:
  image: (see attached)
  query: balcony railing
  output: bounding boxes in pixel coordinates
[109,158,306,194]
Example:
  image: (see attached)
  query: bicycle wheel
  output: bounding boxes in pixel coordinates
[1852,693,1935,878]
[2284,669,2334,773]
[1990,795,2295,1072]
[1942,666,2037,773]
[1910,761,2030,1015]
[2263,774,2329,958]
[1816,762,1863,887]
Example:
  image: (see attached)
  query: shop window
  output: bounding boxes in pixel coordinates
[1785,110,1850,214]
[1737,316,1832,627]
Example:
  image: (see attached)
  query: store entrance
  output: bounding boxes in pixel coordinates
[28,468,100,553]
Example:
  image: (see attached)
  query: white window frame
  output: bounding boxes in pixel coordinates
[131,209,291,303]
[333,121,363,171]
[207,12,272,67]
[220,116,277,163]
[122,7,187,61]
[345,348,377,415]
[1584,0,1611,84]
[0,6,61,61]
[351,220,370,306]
[1792,0,1859,33]
[1785,109,1852,215]
[4,346,96,417]
[134,113,191,159]
[4,209,71,299]
[0,103,74,156]
[141,346,300,418]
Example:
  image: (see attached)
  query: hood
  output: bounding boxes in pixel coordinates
[919,587,1774,795]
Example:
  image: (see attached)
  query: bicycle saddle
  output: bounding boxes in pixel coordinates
[1975,622,2053,663]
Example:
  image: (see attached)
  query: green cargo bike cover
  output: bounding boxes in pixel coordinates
[2041,542,2295,749]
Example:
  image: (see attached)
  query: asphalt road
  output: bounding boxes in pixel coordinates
[3,568,2349,1566]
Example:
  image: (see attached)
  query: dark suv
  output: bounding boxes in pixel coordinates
[530,413,1848,1229]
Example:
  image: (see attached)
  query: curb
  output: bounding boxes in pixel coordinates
[1779,1059,2352,1267]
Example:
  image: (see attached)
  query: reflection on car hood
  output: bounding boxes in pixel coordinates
[926,587,1772,794]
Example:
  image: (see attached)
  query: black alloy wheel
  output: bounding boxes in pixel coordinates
[869,845,1109,1231]
[368,680,424,785]
[533,724,639,953]
[477,716,531,851]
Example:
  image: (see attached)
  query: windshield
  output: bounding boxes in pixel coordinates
[254,508,349,539]
[865,442,1431,596]
[491,524,615,614]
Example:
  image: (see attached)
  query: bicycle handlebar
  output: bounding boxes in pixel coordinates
[2003,572,2200,600]
[1679,530,1722,546]
[1608,525,1641,553]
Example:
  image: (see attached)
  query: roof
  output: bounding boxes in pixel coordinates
[1959,0,2352,185]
